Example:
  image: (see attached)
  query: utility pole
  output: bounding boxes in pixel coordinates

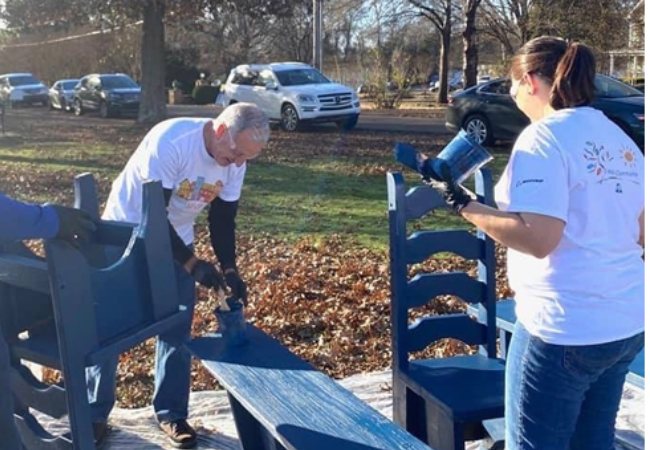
[313,0,323,70]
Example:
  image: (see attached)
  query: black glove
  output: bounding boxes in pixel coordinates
[424,162,473,214]
[191,260,226,290]
[225,269,248,306]
[50,205,96,243]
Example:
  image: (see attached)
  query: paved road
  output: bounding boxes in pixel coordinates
[168,105,449,135]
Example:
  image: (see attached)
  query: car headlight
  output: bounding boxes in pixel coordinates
[633,113,644,122]
[298,94,316,103]
[352,91,359,100]
[39,87,48,94]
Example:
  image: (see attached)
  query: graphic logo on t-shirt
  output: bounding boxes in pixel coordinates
[175,177,223,203]
[583,141,640,185]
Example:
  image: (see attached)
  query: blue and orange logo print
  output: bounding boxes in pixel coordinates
[175,177,223,203]
[583,141,640,185]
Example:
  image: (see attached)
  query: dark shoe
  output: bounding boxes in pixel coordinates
[158,419,198,449]
[93,422,109,449]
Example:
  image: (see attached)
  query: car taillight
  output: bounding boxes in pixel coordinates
[633,113,644,122]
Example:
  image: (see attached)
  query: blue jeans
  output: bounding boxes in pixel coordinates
[86,260,196,423]
[0,326,22,450]
[505,321,644,450]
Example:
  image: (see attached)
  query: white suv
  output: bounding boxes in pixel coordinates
[221,63,361,132]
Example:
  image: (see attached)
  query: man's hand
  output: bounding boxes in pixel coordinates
[424,162,473,214]
[225,269,247,306]
[191,260,226,291]
[50,205,96,243]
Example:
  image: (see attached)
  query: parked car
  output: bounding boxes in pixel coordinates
[49,79,80,112]
[0,73,49,107]
[73,73,141,118]
[446,74,645,150]
[477,75,492,84]
[221,62,361,132]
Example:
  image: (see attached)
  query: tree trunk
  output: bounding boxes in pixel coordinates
[462,0,481,89]
[138,0,167,124]
[437,25,451,104]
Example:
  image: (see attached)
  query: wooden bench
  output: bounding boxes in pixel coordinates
[387,169,505,450]
[467,299,645,389]
[186,325,434,450]
[0,173,190,450]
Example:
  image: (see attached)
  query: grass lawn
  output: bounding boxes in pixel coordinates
[0,132,510,251]
[0,129,510,251]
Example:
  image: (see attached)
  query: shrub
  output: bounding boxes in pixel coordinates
[192,85,220,105]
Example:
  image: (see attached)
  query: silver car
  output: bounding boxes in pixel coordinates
[49,79,80,112]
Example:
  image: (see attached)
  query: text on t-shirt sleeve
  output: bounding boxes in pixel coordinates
[504,124,569,222]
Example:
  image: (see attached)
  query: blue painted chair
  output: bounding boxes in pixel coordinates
[387,169,505,450]
[0,173,190,450]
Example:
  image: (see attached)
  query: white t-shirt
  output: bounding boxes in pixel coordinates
[104,118,246,245]
[494,107,644,346]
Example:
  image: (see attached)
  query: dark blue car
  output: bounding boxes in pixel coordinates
[446,75,644,151]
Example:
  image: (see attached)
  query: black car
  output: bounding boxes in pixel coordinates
[446,74,645,151]
[73,73,141,118]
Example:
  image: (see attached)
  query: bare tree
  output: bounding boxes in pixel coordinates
[405,0,460,103]
[462,0,482,88]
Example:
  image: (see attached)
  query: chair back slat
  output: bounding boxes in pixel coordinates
[388,168,499,366]
[404,186,447,220]
[406,230,483,265]
[407,314,486,353]
[407,272,484,308]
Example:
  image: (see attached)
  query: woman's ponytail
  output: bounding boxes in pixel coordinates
[549,42,596,109]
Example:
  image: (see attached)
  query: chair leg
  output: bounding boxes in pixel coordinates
[425,402,465,450]
[63,364,96,450]
[393,377,428,443]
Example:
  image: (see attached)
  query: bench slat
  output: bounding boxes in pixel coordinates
[188,327,432,450]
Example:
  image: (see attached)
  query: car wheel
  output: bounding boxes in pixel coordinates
[335,115,359,131]
[74,99,84,116]
[281,104,300,132]
[463,114,493,145]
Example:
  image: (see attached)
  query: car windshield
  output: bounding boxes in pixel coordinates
[101,76,139,89]
[595,75,643,98]
[9,75,40,86]
[62,81,79,90]
[274,69,330,86]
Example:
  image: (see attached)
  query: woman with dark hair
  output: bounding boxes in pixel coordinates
[428,36,644,449]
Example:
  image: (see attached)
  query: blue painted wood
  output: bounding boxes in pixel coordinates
[188,327,433,450]
[467,299,646,389]
[388,169,503,450]
[407,272,485,308]
[404,185,447,221]
[387,172,410,373]
[407,315,486,353]
[399,356,505,421]
[406,230,483,265]
[0,174,191,450]
[10,363,67,419]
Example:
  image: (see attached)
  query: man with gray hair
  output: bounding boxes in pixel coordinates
[87,103,270,448]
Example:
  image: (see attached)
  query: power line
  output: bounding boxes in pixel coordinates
[0,21,143,50]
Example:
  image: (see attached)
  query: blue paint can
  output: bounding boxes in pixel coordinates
[434,129,493,184]
[215,302,248,347]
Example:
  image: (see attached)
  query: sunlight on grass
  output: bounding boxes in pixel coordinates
[0,140,511,252]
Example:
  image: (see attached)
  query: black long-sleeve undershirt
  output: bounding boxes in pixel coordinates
[163,188,194,265]
[162,189,238,270]
[208,197,238,271]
